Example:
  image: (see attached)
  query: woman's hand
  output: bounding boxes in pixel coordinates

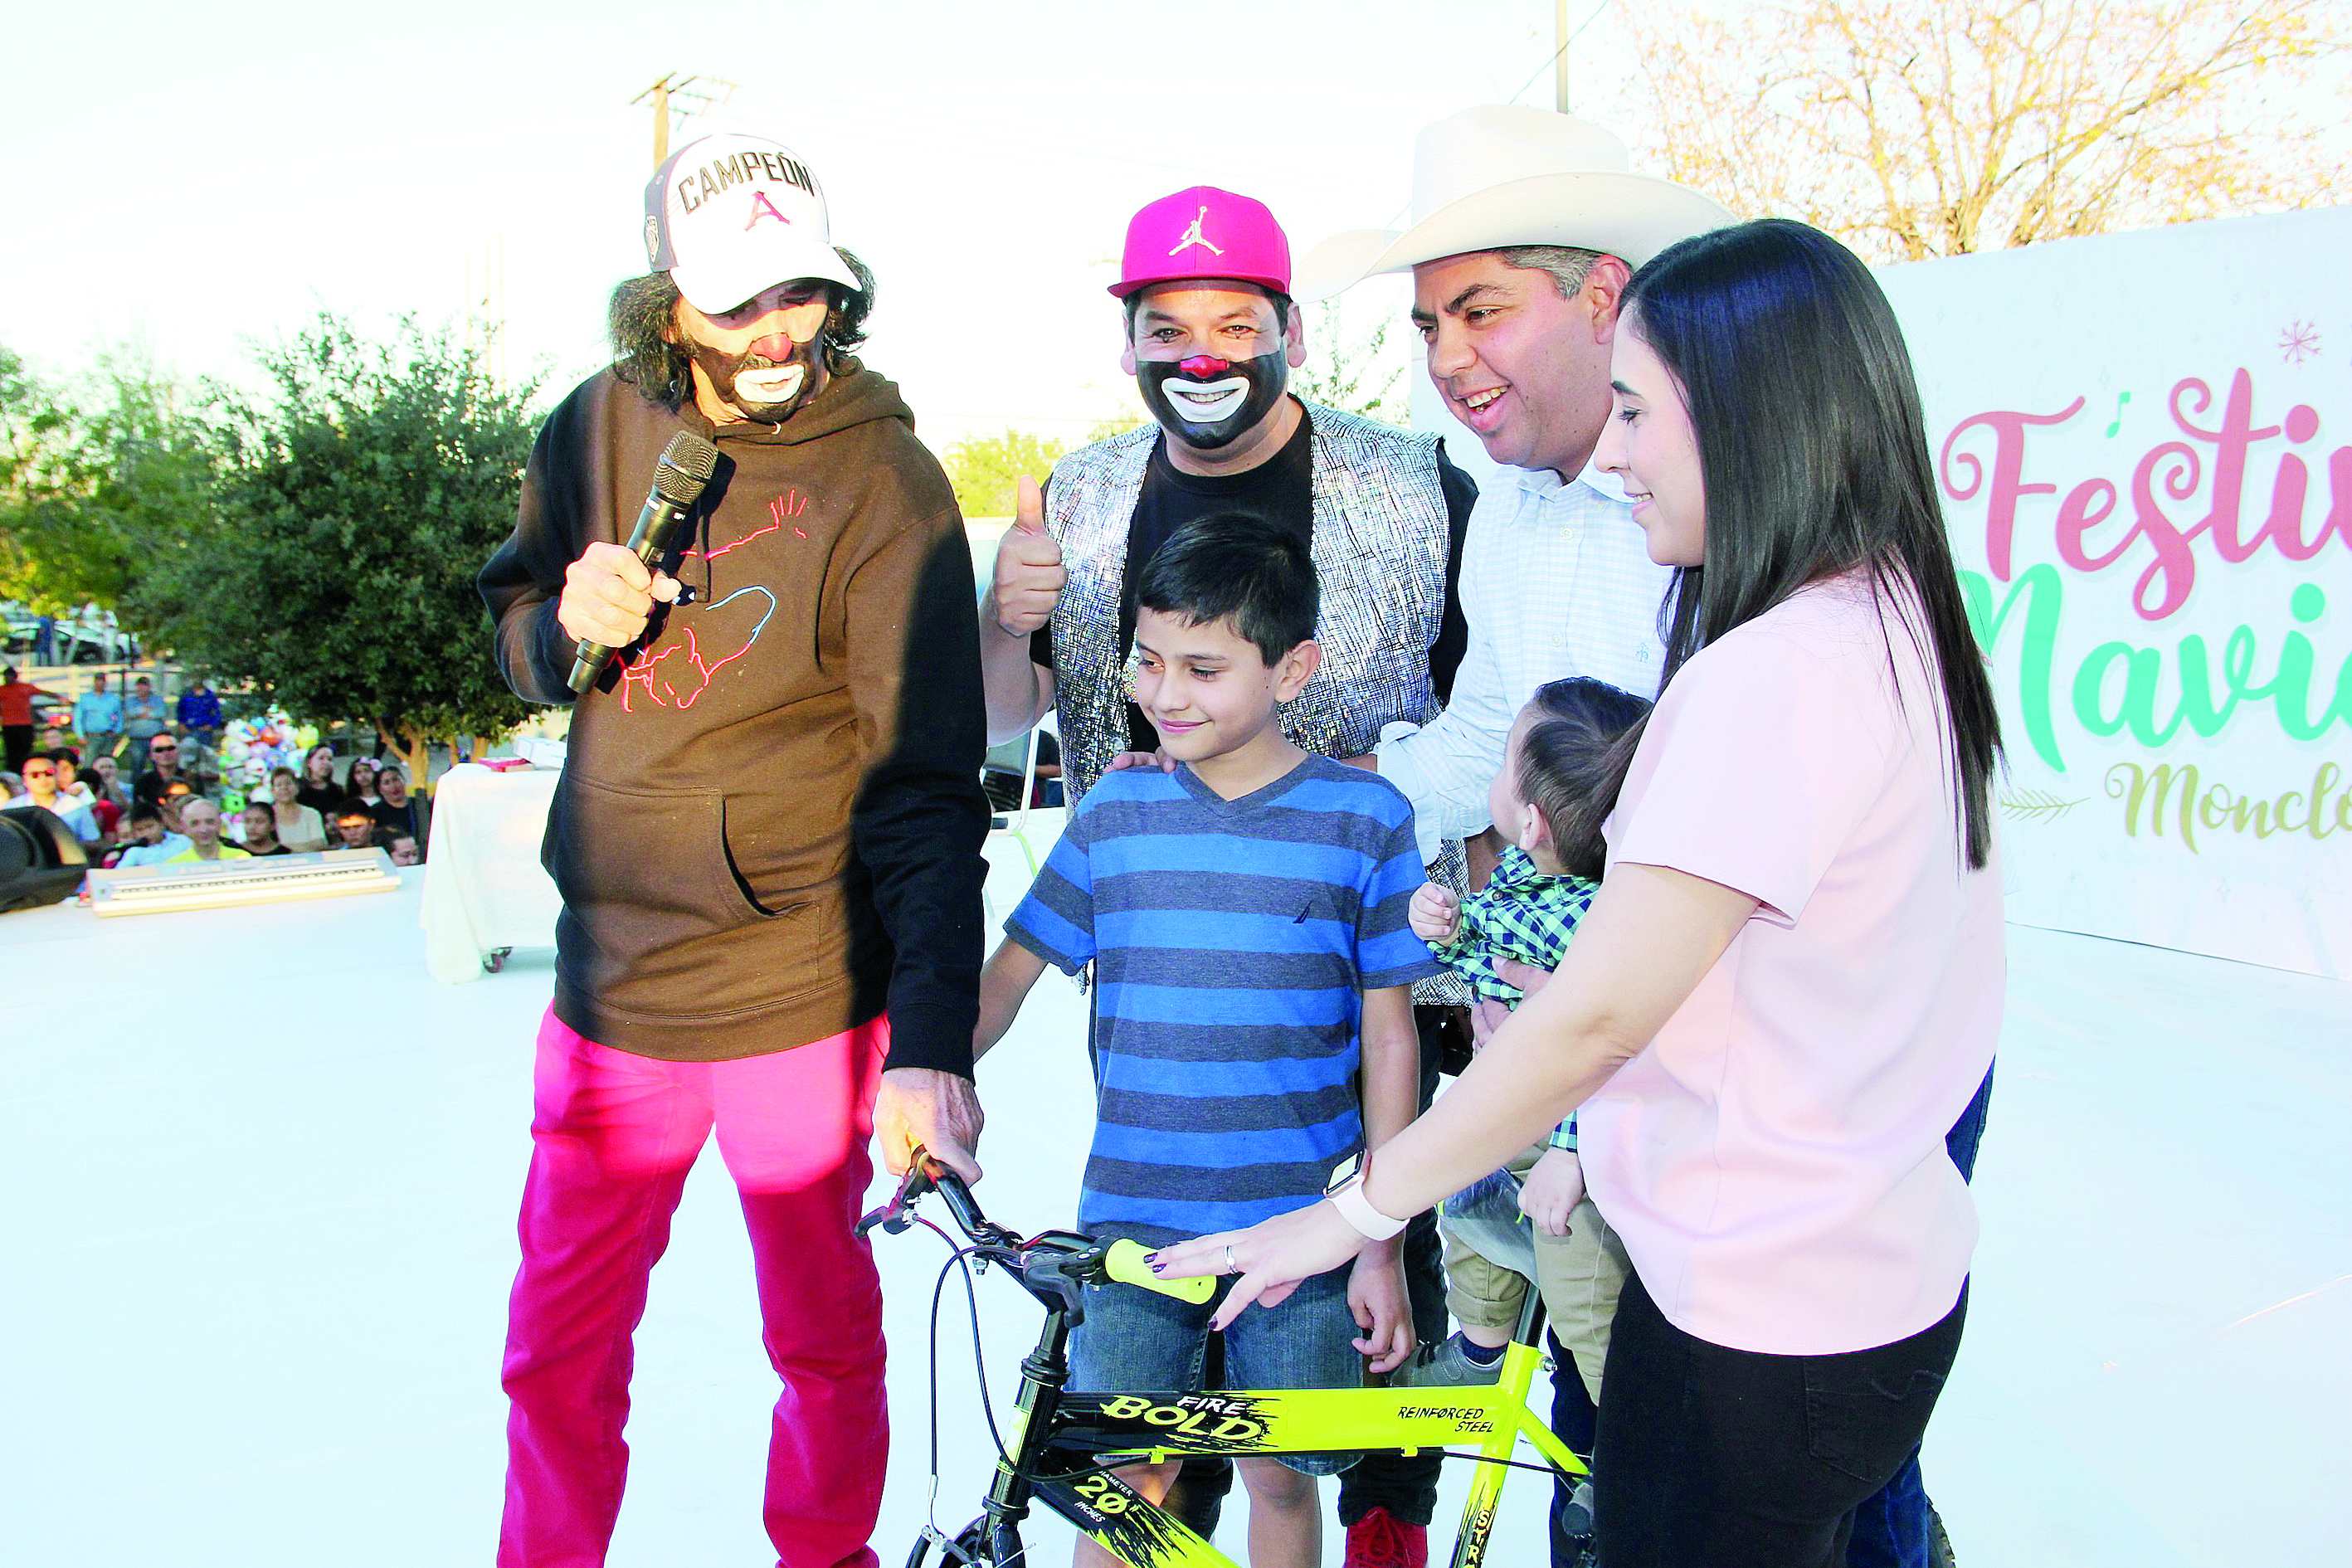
[1151,1200,1368,1331]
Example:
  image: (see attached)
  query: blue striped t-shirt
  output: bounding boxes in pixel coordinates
[1006,752,1440,1246]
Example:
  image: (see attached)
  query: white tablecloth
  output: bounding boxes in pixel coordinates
[418,763,562,983]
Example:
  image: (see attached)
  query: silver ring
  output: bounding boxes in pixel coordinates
[1224,1245,1237,1276]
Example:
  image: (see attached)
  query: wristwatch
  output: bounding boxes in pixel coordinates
[1323,1152,1408,1241]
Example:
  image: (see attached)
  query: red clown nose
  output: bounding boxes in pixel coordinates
[1177,355,1230,379]
[750,334,796,360]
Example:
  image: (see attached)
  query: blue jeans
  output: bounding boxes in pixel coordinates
[1070,1259,1363,1477]
[1845,1062,1995,1568]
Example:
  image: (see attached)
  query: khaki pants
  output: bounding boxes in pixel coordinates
[1439,1139,1630,1405]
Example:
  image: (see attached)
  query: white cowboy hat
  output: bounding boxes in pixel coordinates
[1298,105,1736,299]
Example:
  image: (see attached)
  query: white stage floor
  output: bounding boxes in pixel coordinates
[4,840,2346,1566]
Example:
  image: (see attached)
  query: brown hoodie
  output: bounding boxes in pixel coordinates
[480,362,989,1070]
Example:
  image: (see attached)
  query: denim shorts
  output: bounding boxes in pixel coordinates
[1069,1261,1362,1476]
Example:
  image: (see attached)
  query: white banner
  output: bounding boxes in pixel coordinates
[1411,207,2351,977]
[1883,207,2350,979]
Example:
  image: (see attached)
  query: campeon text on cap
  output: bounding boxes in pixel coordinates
[644,133,860,314]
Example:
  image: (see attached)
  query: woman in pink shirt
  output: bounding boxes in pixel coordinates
[1159,220,2006,1566]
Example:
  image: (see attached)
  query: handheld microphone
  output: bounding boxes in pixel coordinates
[567,431,723,694]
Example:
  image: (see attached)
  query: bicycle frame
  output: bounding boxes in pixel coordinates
[869,1161,1582,1568]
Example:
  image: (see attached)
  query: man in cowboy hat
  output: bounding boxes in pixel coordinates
[1299,105,1733,1567]
[1302,105,1734,869]
[977,184,1483,1566]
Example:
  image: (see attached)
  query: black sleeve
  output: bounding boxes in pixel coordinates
[846,508,993,1078]
[478,395,597,707]
[1429,442,1479,705]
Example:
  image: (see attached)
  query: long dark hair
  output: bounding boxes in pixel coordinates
[610,250,877,410]
[1622,218,2002,869]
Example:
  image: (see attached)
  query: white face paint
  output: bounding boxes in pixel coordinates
[733,363,806,409]
[1159,375,1249,425]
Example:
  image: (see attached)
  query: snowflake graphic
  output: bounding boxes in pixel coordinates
[2280,320,2320,363]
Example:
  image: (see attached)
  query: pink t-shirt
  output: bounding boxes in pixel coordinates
[1584,572,2004,1356]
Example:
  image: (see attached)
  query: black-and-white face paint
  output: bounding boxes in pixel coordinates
[684,329,826,426]
[1139,350,1289,450]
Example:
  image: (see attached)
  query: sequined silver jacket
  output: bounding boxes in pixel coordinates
[1041,402,1470,1003]
[1044,402,1454,808]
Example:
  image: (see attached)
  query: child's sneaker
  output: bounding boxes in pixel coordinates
[1390,1332,1507,1388]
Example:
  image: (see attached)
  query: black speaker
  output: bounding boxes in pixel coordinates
[0,805,89,913]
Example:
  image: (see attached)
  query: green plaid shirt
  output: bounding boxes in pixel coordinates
[1428,845,1597,1150]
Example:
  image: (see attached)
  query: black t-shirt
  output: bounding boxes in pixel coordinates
[1033,411,1477,750]
[295,782,352,821]
[371,798,420,839]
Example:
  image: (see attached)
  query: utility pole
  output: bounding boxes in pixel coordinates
[1556,0,1572,111]
[631,74,740,170]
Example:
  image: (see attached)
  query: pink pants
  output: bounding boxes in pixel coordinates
[499,1005,889,1568]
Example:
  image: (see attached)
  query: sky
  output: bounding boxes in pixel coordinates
[6,0,1639,453]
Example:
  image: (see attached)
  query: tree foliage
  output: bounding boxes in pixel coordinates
[1606,0,2350,261]
[940,427,1075,518]
[0,346,210,619]
[1295,307,1408,426]
[153,314,540,788]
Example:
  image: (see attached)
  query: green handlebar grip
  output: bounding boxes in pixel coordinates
[1105,1239,1215,1303]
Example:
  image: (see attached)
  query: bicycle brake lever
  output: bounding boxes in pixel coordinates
[855,1157,937,1238]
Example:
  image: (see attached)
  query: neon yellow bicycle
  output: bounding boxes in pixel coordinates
[861,1158,1583,1568]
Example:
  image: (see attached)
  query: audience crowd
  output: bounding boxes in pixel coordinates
[2,698,430,870]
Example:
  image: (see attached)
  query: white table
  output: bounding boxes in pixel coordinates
[418,762,562,983]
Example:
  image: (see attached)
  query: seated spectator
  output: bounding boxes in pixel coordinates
[348,756,382,807]
[134,733,193,809]
[176,674,224,751]
[5,752,102,845]
[332,804,382,851]
[238,802,294,855]
[371,767,421,844]
[267,766,330,851]
[163,798,250,863]
[85,752,131,811]
[107,803,190,868]
[48,749,116,842]
[295,744,348,820]
[386,831,421,866]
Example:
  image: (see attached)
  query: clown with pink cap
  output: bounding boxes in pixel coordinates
[977,183,1483,1564]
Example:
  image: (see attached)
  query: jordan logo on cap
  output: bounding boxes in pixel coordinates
[1169,206,1225,257]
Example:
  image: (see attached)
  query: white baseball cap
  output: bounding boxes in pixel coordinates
[643,133,860,314]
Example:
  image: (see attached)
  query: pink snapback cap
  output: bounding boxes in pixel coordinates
[1108,186,1291,298]
[644,133,859,314]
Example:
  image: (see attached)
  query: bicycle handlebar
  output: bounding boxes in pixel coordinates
[858,1149,1212,1305]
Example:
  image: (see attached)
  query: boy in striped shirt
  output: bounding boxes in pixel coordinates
[974,514,1435,1568]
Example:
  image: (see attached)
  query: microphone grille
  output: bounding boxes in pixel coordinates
[651,432,721,504]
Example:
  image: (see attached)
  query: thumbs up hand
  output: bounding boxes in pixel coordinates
[988,475,1066,640]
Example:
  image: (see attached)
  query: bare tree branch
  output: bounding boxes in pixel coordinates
[1601,0,2349,261]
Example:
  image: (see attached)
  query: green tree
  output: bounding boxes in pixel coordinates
[1,344,215,626]
[153,314,540,791]
[1295,309,1407,426]
[939,427,1074,519]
